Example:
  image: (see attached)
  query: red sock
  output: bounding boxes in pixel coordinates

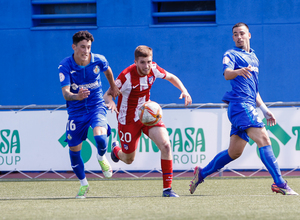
[161,159,173,189]
[113,146,121,159]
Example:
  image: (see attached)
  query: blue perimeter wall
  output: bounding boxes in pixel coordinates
[1,0,300,105]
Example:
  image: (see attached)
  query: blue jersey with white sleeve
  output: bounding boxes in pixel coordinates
[58,52,108,116]
[222,47,259,106]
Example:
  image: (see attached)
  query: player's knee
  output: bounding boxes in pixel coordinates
[231,152,242,160]
[94,135,108,154]
[228,149,242,160]
[262,134,271,146]
[256,135,271,148]
[159,141,171,154]
[123,157,134,164]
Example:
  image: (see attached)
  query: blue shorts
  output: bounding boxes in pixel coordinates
[65,109,110,147]
[227,101,265,142]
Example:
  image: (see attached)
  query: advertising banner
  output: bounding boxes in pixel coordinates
[0,107,299,171]
[226,108,300,169]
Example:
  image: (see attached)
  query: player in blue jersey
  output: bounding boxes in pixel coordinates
[58,30,120,198]
[189,22,298,196]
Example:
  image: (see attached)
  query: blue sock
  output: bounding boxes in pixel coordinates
[259,145,285,185]
[69,150,85,180]
[202,150,233,178]
[94,135,108,156]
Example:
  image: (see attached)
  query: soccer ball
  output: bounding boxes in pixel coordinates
[138,101,162,126]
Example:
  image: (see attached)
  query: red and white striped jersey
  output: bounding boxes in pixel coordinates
[115,62,166,125]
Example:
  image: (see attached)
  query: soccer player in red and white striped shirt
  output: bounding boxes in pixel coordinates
[104,45,192,197]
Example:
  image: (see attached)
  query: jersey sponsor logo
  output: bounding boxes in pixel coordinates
[93,65,100,74]
[71,81,100,91]
[70,70,76,74]
[148,76,154,85]
[58,65,62,69]
[81,81,99,89]
[71,83,79,90]
[59,73,65,82]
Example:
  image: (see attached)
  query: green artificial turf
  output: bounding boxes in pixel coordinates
[0,177,299,220]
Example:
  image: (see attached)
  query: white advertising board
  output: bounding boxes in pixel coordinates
[226,108,300,169]
[0,107,299,171]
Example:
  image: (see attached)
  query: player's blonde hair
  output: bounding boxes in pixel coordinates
[134,45,153,60]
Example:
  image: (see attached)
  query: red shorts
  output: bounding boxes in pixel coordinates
[118,119,166,154]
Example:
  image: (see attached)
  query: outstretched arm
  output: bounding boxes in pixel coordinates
[104,66,121,99]
[256,92,276,126]
[103,88,118,113]
[164,72,192,106]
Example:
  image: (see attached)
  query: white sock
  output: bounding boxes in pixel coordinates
[97,154,105,161]
[80,177,88,186]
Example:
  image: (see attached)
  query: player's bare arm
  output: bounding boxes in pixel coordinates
[256,92,276,126]
[224,65,252,80]
[104,66,121,99]
[103,90,118,113]
[61,86,90,101]
[164,72,192,106]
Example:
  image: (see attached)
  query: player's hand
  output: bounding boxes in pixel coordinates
[237,65,252,79]
[109,84,121,100]
[264,110,276,126]
[106,100,119,114]
[77,88,90,101]
[179,92,192,106]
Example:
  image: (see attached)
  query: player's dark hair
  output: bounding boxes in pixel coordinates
[73,31,94,45]
[232,22,249,32]
[134,45,153,60]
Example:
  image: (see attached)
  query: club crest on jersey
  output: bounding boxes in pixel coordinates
[124,144,129,151]
[148,76,154,85]
[93,65,100,74]
[67,134,72,140]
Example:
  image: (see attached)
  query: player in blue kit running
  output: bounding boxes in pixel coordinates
[189,22,298,196]
[58,31,120,198]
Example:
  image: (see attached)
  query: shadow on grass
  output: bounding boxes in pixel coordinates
[0,194,211,201]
